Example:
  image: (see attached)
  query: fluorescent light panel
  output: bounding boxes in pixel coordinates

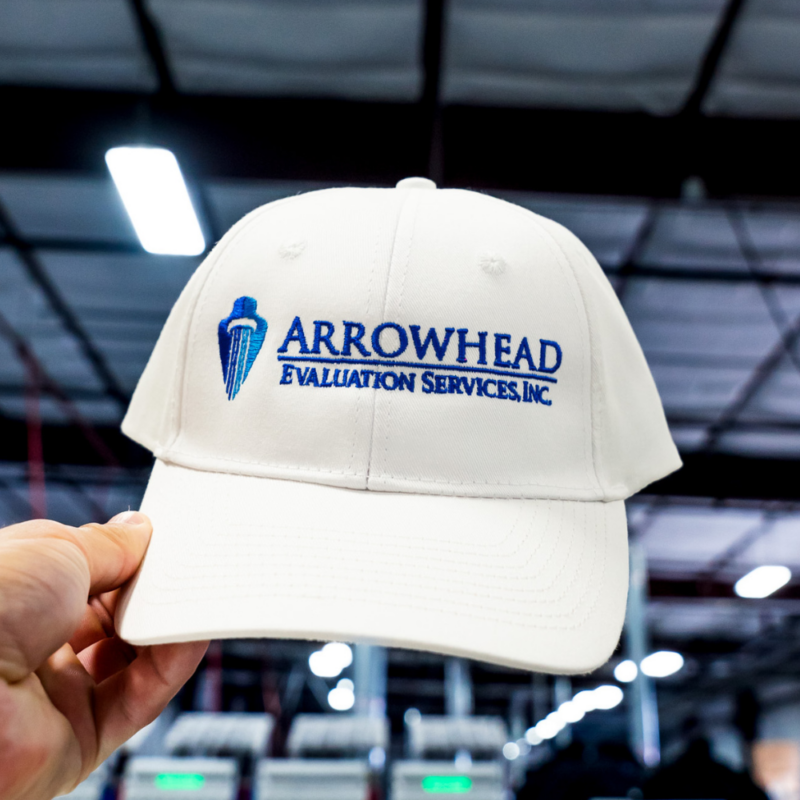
[735,565,791,599]
[614,659,638,683]
[106,146,205,256]
[640,650,684,678]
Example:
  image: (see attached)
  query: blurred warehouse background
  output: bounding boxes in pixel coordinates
[2,0,800,798]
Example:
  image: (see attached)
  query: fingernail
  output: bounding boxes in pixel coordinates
[110,510,147,525]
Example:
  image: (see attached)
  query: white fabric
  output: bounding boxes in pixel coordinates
[122,185,680,500]
[118,180,680,672]
[117,460,629,674]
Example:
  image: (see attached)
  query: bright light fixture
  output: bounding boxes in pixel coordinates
[572,690,599,713]
[640,650,684,678]
[369,746,386,769]
[524,727,543,746]
[592,685,624,710]
[454,750,472,771]
[328,678,355,711]
[734,565,791,599]
[105,146,205,255]
[614,659,638,683]
[558,700,585,724]
[534,717,563,740]
[503,742,520,760]
[308,641,353,678]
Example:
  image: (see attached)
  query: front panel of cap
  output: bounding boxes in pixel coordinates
[167,186,598,500]
[368,190,599,499]
[169,188,402,489]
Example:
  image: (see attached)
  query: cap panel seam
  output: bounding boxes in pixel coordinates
[377,193,422,487]
[364,189,419,488]
[347,206,383,475]
[567,242,609,496]
[161,450,360,476]
[365,191,600,494]
[158,447,600,491]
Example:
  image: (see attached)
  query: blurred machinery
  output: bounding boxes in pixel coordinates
[392,761,505,800]
[269,714,387,800]
[406,715,507,760]
[165,712,274,760]
[255,759,370,800]
[123,757,239,800]
[287,714,389,757]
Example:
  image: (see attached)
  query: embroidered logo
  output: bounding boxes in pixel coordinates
[274,316,562,407]
[218,296,267,400]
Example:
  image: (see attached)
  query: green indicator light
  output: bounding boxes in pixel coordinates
[154,773,206,791]
[422,776,473,793]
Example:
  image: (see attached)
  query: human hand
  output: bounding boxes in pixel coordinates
[0,512,208,800]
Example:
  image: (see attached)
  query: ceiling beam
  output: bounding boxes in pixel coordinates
[614,203,662,306]
[648,452,800,501]
[421,0,447,182]
[128,0,177,97]
[5,235,800,286]
[682,0,748,117]
[729,207,800,376]
[0,202,129,410]
[650,576,800,600]
[0,408,148,469]
[702,312,800,450]
[2,86,800,198]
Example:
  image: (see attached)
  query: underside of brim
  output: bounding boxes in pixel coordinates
[116,460,629,674]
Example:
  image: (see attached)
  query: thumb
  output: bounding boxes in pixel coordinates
[77,511,153,595]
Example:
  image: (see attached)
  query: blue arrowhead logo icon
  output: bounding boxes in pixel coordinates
[218,296,267,400]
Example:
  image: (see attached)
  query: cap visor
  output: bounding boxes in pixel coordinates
[117,460,628,674]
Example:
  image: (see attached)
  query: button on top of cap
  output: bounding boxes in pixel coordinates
[396,177,437,190]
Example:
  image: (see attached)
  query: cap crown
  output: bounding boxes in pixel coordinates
[123,186,680,500]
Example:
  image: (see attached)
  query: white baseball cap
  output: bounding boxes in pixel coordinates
[116,177,680,674]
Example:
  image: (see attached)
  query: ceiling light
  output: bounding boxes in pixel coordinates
[503,742,520,760]
[592,685,624,710]
[322,641,353,669]
[640,651,684,678]
[369,746,386,769]
[405,708,422,726]
[105,146,205,256]
[734,566,791,599]
[534,718,561,740]
[614,659,638,683]
[308,641,353,678]
[524,727,543,746]
[572,690,599,712]
[558,700,585,724]
[328,679,355,711]
[545,710,565,727]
